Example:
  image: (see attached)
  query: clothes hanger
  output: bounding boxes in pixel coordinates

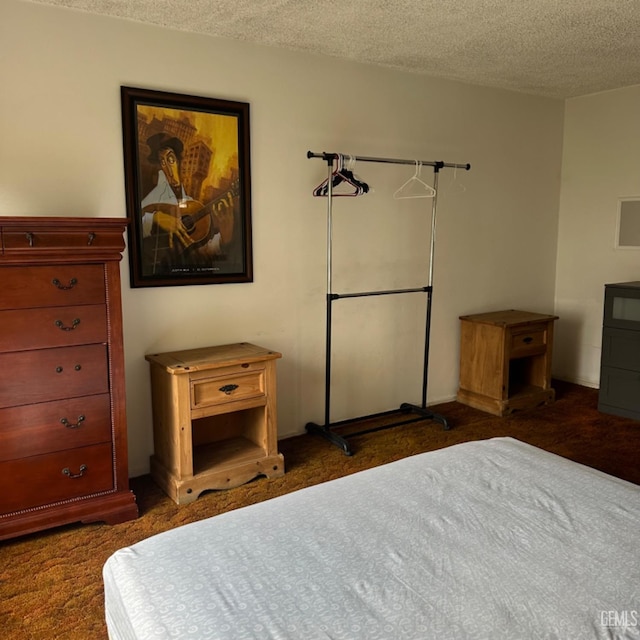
[393,161,436,199]
[313,154,369,197]
[448,165,467,192]
[340,155,370,195]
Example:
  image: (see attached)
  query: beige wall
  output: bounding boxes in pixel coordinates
[2,0,564,475]
[554,86,640,386]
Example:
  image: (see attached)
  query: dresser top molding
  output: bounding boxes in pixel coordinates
[0,216,130,263]
[0,216,129,226]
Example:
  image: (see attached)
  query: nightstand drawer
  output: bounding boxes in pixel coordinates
[509,324,548,357]
[0,394,112,462]
[191,368,265,409]
[0,305,107,353]
[0,345,109,409]
[0,265,105,310]
[0,442,114,515]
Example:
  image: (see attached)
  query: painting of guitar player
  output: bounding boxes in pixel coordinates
[121,86,253,287]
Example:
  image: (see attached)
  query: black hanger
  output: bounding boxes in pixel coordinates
[313,154,369,197]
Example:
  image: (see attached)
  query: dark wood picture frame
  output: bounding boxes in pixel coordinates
[121,86,253,287]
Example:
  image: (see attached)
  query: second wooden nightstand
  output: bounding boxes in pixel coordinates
[146,342,284,504]
[457,310,558,416]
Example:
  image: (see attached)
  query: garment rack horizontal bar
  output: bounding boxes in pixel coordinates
[307,150,471,171]
[330,286,430,300]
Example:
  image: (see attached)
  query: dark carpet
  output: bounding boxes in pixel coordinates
[1,381,638,639]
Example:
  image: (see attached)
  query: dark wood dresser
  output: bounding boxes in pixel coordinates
[0,217,137,540]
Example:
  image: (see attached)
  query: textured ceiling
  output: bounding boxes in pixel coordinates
[25,0,640,98]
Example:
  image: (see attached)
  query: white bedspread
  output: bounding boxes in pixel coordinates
[103,437,640,639]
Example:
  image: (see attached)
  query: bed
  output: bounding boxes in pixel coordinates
[103,437,640,639]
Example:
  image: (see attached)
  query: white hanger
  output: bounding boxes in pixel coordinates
[393,161,436,199]
[448,165,467,192]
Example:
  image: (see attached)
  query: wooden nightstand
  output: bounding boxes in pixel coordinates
[457,310,558,416]
[146,342,284,504]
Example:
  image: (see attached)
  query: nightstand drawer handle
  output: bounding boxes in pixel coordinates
[52,277,78,290]
[522,336,533,344]
[219,384,239,395]
[62,464,87,479]
[60,415,85,429]
[55,318,81,331]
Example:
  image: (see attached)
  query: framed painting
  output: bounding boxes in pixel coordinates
[121,86,253,287]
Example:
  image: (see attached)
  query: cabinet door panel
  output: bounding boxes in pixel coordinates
[601,327,640,371]
[598,366,640,414]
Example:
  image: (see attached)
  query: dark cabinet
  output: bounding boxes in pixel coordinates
[598,281,640,419]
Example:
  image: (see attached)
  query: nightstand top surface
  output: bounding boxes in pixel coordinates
[459,309,558,327]
[145,342,281,373]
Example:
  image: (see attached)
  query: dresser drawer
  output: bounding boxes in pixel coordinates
[3,226,125,253]
[0,442,114,515]
[191,366,266,410]
[509,324,548,357]
[0,305,107,353]
[0,345,109,409]
[0,394,112,462]
[0,265,105,310]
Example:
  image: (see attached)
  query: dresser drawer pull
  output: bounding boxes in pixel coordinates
[26,232,35,247]
[62,464,87,479]
[52,277,78,290]
[219,383,239,395]
[55,318,81,331]
[522,336,533,344]
[87,232,96,245]
[55,364,83,373]
[60,415,86,429]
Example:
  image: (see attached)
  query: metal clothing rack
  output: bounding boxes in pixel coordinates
[305,150,471,455]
